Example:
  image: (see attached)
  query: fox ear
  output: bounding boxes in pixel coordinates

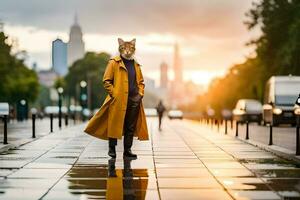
[118,38,125,45]
[130,38,136,46]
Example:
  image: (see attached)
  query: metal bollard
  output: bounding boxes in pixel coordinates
[3,115,8,144]
[217,120,220,132]
[32,114,36,138]
[73,114,76,124]
[65,114,68,126]
[245,121,249,140]
[296,125,299,155]
[296,115,300,155]
[235,121,239,137]
[225,119,228,135]
[268,124,273,145]
[50,114,53,133]
[230,119,233,130]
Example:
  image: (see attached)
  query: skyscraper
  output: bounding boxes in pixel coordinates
[160,62,168,88]
[68,15,85,66]
[173,43,182,83]
[52,38,67,76]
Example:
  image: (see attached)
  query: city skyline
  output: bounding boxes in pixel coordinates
[0,0,260,86]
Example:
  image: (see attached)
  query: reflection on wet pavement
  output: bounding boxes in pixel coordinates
[0,119,299,199]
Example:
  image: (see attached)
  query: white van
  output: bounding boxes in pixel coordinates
[263,76,300,126]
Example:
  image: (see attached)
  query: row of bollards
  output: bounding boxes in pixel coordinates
[200,116,300,156]
[2,113,78,145]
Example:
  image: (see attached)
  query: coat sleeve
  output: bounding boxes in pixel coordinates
[137,66,145,97]
[103,60,115,97]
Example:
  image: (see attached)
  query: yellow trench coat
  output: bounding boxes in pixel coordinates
[84,55,149,140]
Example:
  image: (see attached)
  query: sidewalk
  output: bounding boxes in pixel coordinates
[0,118,299,199]
[0,118,75,153]
[203,119,300,162]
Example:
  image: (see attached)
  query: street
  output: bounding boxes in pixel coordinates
[0,117,299,200]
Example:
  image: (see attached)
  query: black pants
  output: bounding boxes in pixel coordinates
[109,95,140,150]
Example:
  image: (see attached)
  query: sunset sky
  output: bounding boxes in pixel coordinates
[0,0,259,86]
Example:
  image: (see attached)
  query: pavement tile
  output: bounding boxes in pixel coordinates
[228,190,281,200]
[160,189,232,200]
[156,168,211,178]
[210,168,255,177]
[0,188,47,199]
[0,178,58,189]
[43,189,160,200]
[217,177,269,190]
[158,177,221,189]
[8,168,69,179]
[0,160,29,169]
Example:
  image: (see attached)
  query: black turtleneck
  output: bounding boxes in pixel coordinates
[121,56,138,97]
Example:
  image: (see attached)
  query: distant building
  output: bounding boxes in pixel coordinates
[67,15,85,66]
[38,70,58,87]
[52,38,67,76]
[160,62,168,89]
[32,62,38,72]
[174,43,182,84]
[169,43,185,107]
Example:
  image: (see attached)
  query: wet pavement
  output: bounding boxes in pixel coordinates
[0,118,299,199]
[0,118,69,152]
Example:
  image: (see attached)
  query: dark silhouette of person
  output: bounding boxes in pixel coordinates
[155,100,166,131]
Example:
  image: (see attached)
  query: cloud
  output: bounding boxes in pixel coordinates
[0,0,253,38]
[0,0,259,85]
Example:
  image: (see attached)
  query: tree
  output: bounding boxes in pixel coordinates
[245,0,300,76]
[183,0,300,116]
[0,31,39,105]
[65,52,110,110]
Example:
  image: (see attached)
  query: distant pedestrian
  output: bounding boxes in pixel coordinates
[156,100,166,131]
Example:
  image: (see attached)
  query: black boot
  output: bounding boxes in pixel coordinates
[108,158,117,177]
[123,149,137,159]
[108,146,116,158]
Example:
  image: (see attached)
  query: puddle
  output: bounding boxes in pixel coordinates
[239,158,300,168]
[63,158,155,200]
[264,178,300,193]
[253,169,300,178]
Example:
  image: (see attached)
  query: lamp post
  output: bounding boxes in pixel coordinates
[57,87,64,129]
[80,80,87,120]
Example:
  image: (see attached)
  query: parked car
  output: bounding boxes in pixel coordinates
[144,108,158,117]
[233,99,262,124]
[44,106,68,116]
[168,110,183,120]
[263,76,300,126]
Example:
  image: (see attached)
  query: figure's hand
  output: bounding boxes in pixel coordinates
[131,93,142,102]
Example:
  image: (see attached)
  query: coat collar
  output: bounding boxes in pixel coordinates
[111,55,140,71]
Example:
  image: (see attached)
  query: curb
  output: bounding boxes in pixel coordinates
[187,120,300,164]
[235,137,300,163]
[0,138,36,153]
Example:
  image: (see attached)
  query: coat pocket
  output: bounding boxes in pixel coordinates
[110,96,116,105]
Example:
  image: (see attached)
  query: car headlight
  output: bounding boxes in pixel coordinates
[273,108,282,115]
